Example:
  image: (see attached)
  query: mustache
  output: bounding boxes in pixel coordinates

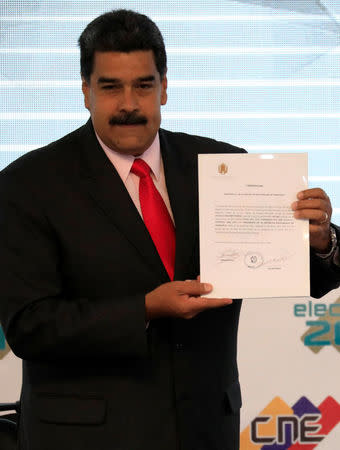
[109,112,148,126]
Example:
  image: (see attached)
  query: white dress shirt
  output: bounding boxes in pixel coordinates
[96,132,174,224]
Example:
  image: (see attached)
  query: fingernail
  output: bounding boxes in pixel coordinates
[204,283,212,291]
[297,192,304,199]
[291,201,297,210]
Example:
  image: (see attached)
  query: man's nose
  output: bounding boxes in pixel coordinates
[119,87,138,111]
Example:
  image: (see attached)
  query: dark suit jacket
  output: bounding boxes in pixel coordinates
[0,120,339,450]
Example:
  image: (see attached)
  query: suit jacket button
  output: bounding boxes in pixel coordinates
[175,343,184,351]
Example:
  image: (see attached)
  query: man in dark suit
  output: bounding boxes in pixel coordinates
[0,9,339,450]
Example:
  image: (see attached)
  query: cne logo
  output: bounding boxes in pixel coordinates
[240,395,340,449]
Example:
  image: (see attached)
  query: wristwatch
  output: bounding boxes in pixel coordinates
[316,226,338,259]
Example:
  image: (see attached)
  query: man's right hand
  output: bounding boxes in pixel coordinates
[145,280,233,321]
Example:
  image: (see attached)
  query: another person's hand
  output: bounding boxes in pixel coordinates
[292,188,332,253]
[145,280,232,321]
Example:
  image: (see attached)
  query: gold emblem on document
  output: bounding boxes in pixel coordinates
[218,163,228,175]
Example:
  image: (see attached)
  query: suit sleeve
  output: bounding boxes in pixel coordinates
[0,172,149,361]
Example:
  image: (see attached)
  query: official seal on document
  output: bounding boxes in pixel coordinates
[244,251,263,269]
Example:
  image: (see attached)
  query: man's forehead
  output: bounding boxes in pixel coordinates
[93,50,156,67]
[91,50,160,80]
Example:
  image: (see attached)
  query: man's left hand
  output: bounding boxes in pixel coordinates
[292,188,332,253]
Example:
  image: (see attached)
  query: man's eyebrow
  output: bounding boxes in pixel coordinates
[97,75,156,84]
[137,76,155,82]
[97,77,120,84]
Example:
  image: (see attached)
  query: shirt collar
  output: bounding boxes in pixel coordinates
[95,132,161,183]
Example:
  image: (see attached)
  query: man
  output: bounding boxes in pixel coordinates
[0,9,339,450]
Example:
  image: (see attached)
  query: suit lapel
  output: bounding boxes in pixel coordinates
[160,129,198,280]
[76,120,169,282]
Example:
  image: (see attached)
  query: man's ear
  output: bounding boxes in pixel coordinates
[161,72,168,106]
[81,77,90,110]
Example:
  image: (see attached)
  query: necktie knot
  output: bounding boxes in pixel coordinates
[131,158,150,179]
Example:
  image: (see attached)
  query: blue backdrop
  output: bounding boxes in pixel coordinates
[0,0,339,224]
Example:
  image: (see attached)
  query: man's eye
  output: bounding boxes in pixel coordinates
[102,85,119,90]
[139,83,152,89]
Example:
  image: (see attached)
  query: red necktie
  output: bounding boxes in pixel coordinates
[131,159,176,280]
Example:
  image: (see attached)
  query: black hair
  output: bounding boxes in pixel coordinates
[78,9,167,82]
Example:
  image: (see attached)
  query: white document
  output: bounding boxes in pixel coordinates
[198,153,310,298]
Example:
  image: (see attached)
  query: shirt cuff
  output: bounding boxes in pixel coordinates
[314,226,339,266]
[332,246,340,267]
[314,226,340,268]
